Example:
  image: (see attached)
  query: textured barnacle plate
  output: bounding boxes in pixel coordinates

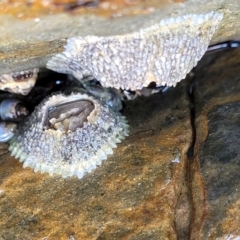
[0,68,38,95]
[9,92,129,178]
[47,11,223,90]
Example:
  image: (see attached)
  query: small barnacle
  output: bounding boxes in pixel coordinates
[0,99,29,122]
[9,92,129,179]
[0,122,17,143]
[47,11,223,91]
[0,69,39,95]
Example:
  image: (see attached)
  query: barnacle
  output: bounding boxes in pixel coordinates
[0,122,17,143]
[0,69,39,95]
[0,99,29,122]
[47,11,223,90]
[0,99,29,143]
[9,92,129,178]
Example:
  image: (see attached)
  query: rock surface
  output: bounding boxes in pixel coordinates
[1,0,240,74]
[0,78,192,239]
[1,21,240,240]
[190,48,240,239]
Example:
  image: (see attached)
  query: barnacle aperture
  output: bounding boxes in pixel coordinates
[47,100,94,132]
[9,92,129,178]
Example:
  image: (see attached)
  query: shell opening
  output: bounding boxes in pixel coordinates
[12,70,34,81]
[47,100,94,132]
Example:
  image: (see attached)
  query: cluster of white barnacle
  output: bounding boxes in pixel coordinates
[7,10,223,179]
[0,70,38,143]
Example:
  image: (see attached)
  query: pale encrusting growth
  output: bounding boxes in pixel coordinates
[47,11,223,90]
[9,92,129,179]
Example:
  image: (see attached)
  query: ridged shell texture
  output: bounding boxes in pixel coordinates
[47,11,223,90]
[9,92,129,179]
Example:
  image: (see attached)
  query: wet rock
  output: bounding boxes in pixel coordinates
[190,48,240,239]
[1,0,240,75]
[0,79,192,238]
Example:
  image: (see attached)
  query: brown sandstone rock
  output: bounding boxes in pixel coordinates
[1,10,240,240]
[190,48,240,239]
[0,79,192,239]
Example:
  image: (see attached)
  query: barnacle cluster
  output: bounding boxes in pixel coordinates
[0,69,36,143]
[9,92,129,178]
[3,10,224,179]
[47,11,223,90]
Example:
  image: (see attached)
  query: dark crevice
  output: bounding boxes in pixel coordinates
[187,76,197,158]
[175,74,197,240]
[186,46,235,158]
[182,47,229,240]
[186,75,197,240]
[183,48,233,240]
